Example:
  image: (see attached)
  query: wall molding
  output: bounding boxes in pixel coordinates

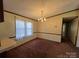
[4,10,37,22]
[47,8,79,19]
[4,8,79,21]
[34,32,61,35]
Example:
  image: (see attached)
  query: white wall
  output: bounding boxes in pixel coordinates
[0,12,37,39]
[76,17,79,47]
[37,10,79,43]
[76,10,79,47]
[37,16,62,42]
[0,12,15,39]
[70,18,78,45]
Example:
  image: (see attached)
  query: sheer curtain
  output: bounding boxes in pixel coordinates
[16,20,25,39]
[26,22,33,36]
[16,20,33,40]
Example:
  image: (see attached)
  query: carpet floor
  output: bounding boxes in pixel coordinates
[1,38,79,58]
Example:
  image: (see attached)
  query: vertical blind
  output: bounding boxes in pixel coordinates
[16,20,33,40]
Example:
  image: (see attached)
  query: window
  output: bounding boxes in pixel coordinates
[26,22,33,36]
[16,20,33,40]
[16,20,25,39]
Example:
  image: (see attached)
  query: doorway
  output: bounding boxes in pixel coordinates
[62,16,78,45]
[62,21,71,42]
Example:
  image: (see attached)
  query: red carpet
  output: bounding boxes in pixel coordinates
[0,38,79,58]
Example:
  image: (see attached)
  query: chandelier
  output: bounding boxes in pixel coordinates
[38,0,46,22]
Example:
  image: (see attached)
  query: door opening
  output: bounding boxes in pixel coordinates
[62,16,78,46]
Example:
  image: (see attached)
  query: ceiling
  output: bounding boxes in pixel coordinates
[3,0,79,20]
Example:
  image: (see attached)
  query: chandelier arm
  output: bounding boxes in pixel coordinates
[38,0,46,22]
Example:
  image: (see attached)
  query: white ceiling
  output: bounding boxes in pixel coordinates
[3,0,79,20]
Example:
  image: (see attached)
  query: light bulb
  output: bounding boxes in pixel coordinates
[43,18,46,21]
[41,19,44,22]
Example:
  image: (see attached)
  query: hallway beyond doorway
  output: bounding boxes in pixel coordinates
[62,16,78,46]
